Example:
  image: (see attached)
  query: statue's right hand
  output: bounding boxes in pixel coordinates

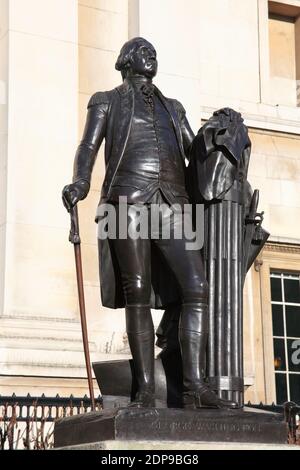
[62,180,90,212]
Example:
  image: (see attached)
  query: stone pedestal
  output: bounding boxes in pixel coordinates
[54,407,288,448]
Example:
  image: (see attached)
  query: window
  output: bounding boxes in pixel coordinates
[270,271,300,404]
[268,1,300,106]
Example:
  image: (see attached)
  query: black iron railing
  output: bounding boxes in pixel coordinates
[0,394,102,450]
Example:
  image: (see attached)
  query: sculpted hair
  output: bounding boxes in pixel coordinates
[115,37,155,78]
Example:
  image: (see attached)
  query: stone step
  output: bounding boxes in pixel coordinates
[58,440,300,451]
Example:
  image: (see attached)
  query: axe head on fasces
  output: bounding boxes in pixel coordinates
[243,190,270,277]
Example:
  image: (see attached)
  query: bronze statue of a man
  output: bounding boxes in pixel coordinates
[63,37,237,409]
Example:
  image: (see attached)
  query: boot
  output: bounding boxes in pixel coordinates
[182,385,238,409]
[179,303,238,409]
[126,305,155,408]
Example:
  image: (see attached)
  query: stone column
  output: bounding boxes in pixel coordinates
[0,0,9,319]
[0,0,88,396]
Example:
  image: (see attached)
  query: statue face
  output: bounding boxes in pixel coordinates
[129,43,158,78]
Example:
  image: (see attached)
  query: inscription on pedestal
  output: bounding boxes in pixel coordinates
[151,420,261,434]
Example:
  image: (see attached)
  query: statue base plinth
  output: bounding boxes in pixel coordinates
[54,407,287,448]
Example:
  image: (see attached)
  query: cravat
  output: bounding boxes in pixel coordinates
[140,83,154,111]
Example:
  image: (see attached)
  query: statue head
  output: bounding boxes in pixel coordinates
[115,37,158,80]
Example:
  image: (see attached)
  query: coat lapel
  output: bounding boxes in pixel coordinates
[106,80,134,195]
[115,80,134,156]
[154,86,185,161]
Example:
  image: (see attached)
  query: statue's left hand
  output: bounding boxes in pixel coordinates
[62,179,90,212]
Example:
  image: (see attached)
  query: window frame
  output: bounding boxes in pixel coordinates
[258,0,300,108]
[259,242,300,403]
[270,271,300,402]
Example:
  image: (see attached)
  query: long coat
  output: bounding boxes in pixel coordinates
[74,79,195,309]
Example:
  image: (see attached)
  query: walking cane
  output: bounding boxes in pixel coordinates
[67,204,96,411]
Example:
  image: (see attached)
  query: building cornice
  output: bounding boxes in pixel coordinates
[264,241,300,255]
